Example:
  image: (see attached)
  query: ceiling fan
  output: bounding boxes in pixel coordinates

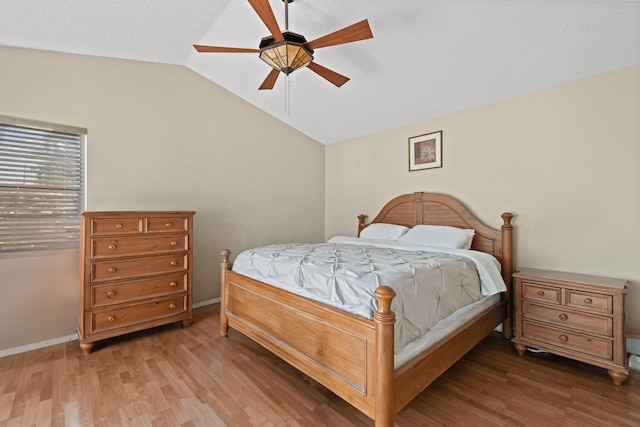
[193,0,374,90]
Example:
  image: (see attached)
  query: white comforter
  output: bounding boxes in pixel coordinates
[231,236,506,353]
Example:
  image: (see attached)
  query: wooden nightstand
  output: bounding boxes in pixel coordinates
[512,268,629,385]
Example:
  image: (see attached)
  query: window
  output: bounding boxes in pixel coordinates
[0,115,86,252]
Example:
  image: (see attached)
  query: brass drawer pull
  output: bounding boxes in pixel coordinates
[584,298,593,304]
[169,303,177,309]
[108,244,116,250]
[115,224,122,229]
[558,313,568,321]
[558,334,568,342]
[170,240,178,246]
[170,261,178,266]
[537,290,545,296]
[165,222,172,227]
[107,267,116,273]
[105,291,115,298]
[107,315,116,322]
[169,281,177,287]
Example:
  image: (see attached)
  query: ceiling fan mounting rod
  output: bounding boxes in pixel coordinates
[283,0,292,31]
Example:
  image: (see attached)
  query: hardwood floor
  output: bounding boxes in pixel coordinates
[1,304,638,426]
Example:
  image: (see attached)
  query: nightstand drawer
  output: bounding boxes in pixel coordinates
[522,282,561,305]
[566,290,612,314]
[523,322,612,360]
[522,302,612,336]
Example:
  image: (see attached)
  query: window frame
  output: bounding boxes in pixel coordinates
[0,115,87,253]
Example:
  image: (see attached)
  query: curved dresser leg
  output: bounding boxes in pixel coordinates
[608,370,628,386]
[79,342,94,355]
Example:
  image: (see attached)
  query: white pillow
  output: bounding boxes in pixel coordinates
[398,225,475,250]
[359,223,409,241]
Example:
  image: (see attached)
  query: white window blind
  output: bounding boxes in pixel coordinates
[0,116,86,252]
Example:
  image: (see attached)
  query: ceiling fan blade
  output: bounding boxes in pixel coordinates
[305,19,373,50]
[307,62,350,88]
[248,0,285,42]
[259,68,280,90]
[193,45,260,53]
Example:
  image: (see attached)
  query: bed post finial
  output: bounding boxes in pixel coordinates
[221,249,231,267]
[374,286,396,427]
[220,250,231,337]
[357,214,368,237]
[501,212,513,226]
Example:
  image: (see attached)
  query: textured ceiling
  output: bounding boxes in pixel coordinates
[1,1,639,144]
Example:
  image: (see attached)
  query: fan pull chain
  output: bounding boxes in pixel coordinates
[285,74,291,115]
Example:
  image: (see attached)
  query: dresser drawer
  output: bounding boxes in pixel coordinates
[90,295,187,334]
[523,322,612,360]
[522,282,561,305]
[146,216,190,233]
[91,274,187,308]
[91,234,188,259]
[91,254,188,283]
[522,302,612,336]
[566,290,612,314]
[91,217,143,236]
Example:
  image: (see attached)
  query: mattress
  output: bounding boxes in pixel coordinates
[231,236,506,354]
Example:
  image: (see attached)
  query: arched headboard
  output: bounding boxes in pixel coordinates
[357,192,514,287]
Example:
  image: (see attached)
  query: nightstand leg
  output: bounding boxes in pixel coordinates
[608,370,628,386]
[514,343,527,356]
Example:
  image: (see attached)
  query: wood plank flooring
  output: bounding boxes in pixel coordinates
[1,304,638,426]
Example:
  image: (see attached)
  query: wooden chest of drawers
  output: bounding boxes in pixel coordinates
[77,211,195,354]
[512,268,628,385]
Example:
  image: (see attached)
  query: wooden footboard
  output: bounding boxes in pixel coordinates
[220,251,395,421]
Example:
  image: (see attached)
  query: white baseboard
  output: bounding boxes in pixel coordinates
[0,299,221,358]
[193,297,220,308]
[0,334,78,358]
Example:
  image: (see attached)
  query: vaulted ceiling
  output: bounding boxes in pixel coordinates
[1,1,639,144]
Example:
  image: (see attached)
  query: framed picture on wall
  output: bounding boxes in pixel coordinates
[409,131,442,171]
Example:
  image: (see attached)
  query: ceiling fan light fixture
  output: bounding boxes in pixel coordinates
[259,32,313,75]
[194,0,373,89]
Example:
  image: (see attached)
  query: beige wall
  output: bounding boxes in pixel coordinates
[326,65,640,336]
[0,47,325,352]
[1,45,638,353]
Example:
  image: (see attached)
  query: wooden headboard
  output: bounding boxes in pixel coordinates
[357,192,514,287]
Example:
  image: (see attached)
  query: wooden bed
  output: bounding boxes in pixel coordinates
[220,192,514,426]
